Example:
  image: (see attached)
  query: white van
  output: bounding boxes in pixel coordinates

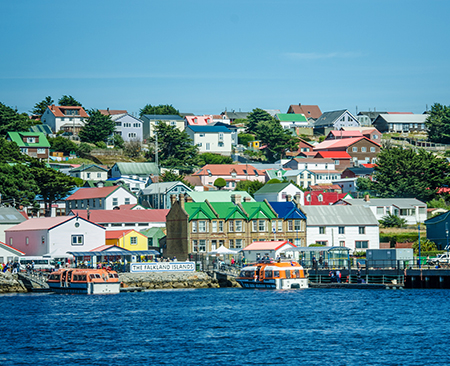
[19,256,56,271]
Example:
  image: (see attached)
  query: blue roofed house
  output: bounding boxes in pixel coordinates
[140,115,185,140]
[313,109,360,136]
[110,113,144,142]
[185,125,233,156]
[269,201,307,247]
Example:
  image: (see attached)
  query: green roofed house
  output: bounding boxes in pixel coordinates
[7,131,51,160]
[140,227,166,250]
[165,193,285,260]
[253,182,305,204]
[29,124,53,135]
[110,162,160,183]
[275,113,312,136]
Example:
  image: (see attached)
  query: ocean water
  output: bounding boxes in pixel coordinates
[0,288,449,365]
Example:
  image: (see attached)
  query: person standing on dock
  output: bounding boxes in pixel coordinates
[336,270,341,283]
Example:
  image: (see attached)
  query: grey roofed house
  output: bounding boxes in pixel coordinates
[357,111,387,122]
[314,109,359,128]
[138,181,192,209]
[372,113,429,133]
[110,162,159,179]
[0,207,27,243]
[301,205,378,226]
[29,124,53,135]
[222,111,250,121]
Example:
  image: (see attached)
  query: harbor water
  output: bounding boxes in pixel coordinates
[1,288,449,365]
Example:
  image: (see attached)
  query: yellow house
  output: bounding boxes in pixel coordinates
[248,140,261,151]
[105,230,148,251]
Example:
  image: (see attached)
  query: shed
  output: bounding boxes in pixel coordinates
[242,240,296,262]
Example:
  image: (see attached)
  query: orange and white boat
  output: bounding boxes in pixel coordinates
[237,261,308,289]
[47,268,121,294]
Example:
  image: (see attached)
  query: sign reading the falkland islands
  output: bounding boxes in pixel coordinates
[130,262,195,273]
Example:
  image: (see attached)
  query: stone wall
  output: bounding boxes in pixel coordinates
[0,272,27,294]
[119,271,221,289]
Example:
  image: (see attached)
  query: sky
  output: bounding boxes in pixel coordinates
[1,0,449,116]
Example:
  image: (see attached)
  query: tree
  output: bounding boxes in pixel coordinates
[356,177,374,192]
[30,96,54,116]
[214,178,226,190]
[426,103,450,143]
[246,108,273,134]
[153,122,199,173]
[160,170,194,189]
[112,134,124,149]
[235,180,264,197]
[412,239,437,255]
[198,153,233,166]
[378,213,407,228]
[266,178,282,184]
[0,102,34,137]
[123,138,142,158]
[256,119,298,162]
[139,104,179,118]
[48,136,78,156]
[29,160,77,216]
[0,163,39,208]
[371,147,450,202]
[58,95,82,106]
[79,109,115,144]
[0,138,29,163]
[238,133,255,147]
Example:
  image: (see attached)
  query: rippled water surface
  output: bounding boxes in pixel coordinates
[1,288,450,365]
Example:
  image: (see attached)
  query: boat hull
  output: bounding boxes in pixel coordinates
[48,282,121,294]
[237,278,308,290]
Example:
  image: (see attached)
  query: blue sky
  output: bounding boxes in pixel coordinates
[1,0,449,116]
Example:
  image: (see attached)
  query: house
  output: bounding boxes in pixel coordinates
[340,127,382,142]
[187,191,255,203]
[83,180,116,188]
[164,194,279,260]
[265,168,288,182]
[183,175,205,192]
[105,230,148,251]
[41,105,89,134]
[356,111,388,127]
[332,177,359,193]
[425,211,450,250]
[7,132,50,159]
[209,121,239,146]
[110,113,144,142]
[304,191,350,205]
[99,109,128,116]
[335,196,427,225]
[275,113,311,136]
[185,115,211,127]
[29,124,53,135]
[287,104,322,120]
[69,164,109,181]
[284,157,336,171]
[70,209,168,231]
[185,125,233,156]
[313,151,352,172]
[313,137,381,165]
[140,114,185,140]
[139,227,166,249]
[0,241,25,263]
[268,201,307,246]
[372,113,429,133]
[325,130,363,140]
[65,186,137,211]
[253,182,304,204]
[221,111,251,123]
[0,207,27,243]
[283,158,341,185]
[138,181,192,209]
[242,241,298,262]
[109,162,160,181]
[341,166,374,179]
[301,205,380,251]
[5,216,105,257]
[313,109,359,136]
[287,138,316,157]
[116,203,146,210]
[192,164,266,190]
[107,177,147,194]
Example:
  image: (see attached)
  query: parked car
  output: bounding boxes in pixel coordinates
[427,253,450,265]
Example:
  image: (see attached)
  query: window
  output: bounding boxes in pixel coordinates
[125,198,130,205]
[112,198,118,206]
[359,226,365,234]
[356,241,368,249]
[133,123,140,128]
[199,240,206,252]
[278,220,283,232]
[338,227,345,234]
[72,235,84,246]
[199,221,207,232]
[361,147,367,152]
[229,239,234,248]
[419,207,426,215]
[335,160,340,165]
[128,133,137,138]
[193,240,198,252]
[197,143,202,147]
[288,220,293,231]
[235,220,243,232]
[377,207,384,215]
[9,237,13,245]
[218,142,224,147]
[21,148,28,154]
[212,221,217,233]
[259,220,266,232]
[97,173,101,178]
[219,132,224,141]
[218,221,223,232]
[316,241,327,245]
[339,241,345,246]
[373,134,379,139]
[252,221,258,232]
[352,147,357,152]
[26,237,29,245]
[130,237,137,245]
[170,121,176,126]
[192,221,197,233]
[199,133,205,137]
[206,143,210,150]
[211,240,217,251]
[370,147,376,152]
[294,220,301,231]
[229,221,234,232]
[86,172,91,179]
[26,137,36,143]
[37,148,46,154]
[235,239,242,249]
[319,227,325,234]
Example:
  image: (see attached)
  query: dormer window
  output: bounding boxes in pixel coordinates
[207,169,212,177]
[231,172,237,178]
[26,137,36,143]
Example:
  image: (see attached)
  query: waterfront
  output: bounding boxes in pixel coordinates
[1,288,449,365]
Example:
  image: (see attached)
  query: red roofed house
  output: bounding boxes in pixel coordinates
[313,151,352,171]
[0,241,25,263]
[340,127,382,142]
[65,186,137,212]
[99,109,128,116]
[287,104,322,120]
[313,137,381,165]
[184,116,211,128]
[304,191,351,206]
[41,105,89,134]
[192,164,266,190]
[242,240,297,262]
[5,216,105,257]
[70,209,168,231]
[287,138,315,157]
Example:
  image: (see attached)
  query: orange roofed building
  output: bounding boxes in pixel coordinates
[41,105,89,134]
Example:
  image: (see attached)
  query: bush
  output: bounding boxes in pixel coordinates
[77,142,94,154]
[214,178,226,190]
[379,213,407,228]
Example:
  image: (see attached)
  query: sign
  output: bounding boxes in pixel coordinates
[130,261,195,273]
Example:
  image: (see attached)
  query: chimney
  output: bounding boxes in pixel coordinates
[170,194,177,205]
[286,194,292,202]
[179,194,185,208]
[185,195,193,203]
[243,196,251,202]
[364,194,370,202]
[231,194,241,205]
[294,193,301,207]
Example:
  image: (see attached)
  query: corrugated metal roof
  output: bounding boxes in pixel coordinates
[301,206,378,225]
[347,198,426,209]
[0,207,27,224]
[114,162,159,176]
[140,182,190,195]
[254,182,291,194]
[187,191,255,202]
[374,114,429,123]
[313,110,347,127]
[276,113,308,122]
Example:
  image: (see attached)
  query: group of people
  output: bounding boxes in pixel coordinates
[329,270,342,283]
[1,261,34,274]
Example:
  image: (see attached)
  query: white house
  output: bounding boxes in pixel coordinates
[284,169,316,189]
[185,125,233,156]
[110,113,144,142]
[65,186,137,211]
[241,240,297,262]
[69,164,109,181]
[0,241,25,263]
[5,216,105,257]
[41,105,89,134]
[109,162,159,181]
[139,181,192,209]
[301,205,380,252]
[253,182,304,204]
[336,196,427,225]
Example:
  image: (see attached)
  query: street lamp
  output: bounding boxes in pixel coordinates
[418,223,421,269]
[446,222,449,265]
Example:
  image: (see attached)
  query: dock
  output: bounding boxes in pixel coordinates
[309,283,404,290]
